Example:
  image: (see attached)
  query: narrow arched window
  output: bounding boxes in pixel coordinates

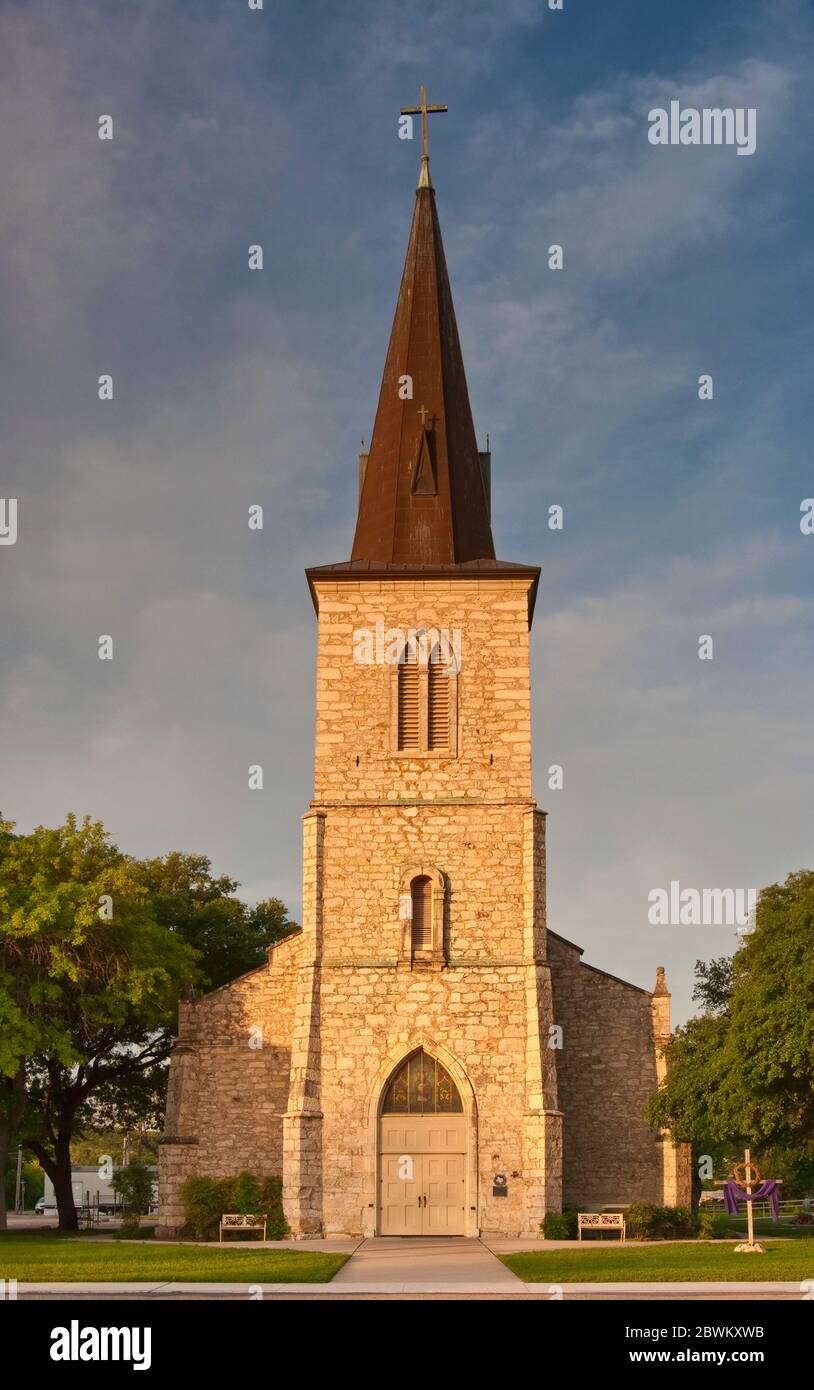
[397,658,420,750]
[427,658,449,751]
[411,875,433,950]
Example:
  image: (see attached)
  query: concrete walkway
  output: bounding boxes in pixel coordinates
[332,1236,520,1289]
[15,1280,802,1300]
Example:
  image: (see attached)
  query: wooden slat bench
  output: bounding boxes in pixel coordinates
[578,1212,626,1242]
[219,1212,267,1242]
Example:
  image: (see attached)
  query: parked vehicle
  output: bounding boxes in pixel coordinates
[41,1165,158,1216]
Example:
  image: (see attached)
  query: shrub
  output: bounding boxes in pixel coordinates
[225,1171,262,1215]
[626,1202,694,1240]
[542,1209,578,1240]
[697,1208,730,1239]
[179,1176,227,1239]
[259,1175,289,1240]
[179,1172,289,1241]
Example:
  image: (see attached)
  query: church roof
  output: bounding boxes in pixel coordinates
[350,167,496,567]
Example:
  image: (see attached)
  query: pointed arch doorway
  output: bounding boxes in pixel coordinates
[378,1049,467,1236]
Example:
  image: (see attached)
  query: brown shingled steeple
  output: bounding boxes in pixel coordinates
[351,161,495,566]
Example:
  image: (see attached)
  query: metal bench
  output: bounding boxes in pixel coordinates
[219,1212,267,1242]
[578,1212,626,1242]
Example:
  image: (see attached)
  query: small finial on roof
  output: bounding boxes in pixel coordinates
[654,965,669,996]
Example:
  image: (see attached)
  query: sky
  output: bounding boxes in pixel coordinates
[1,0,812,1024]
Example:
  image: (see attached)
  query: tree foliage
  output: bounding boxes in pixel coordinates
[0,814,199,1228]
[0,815,298,1231]
[131,851,297,990]
[648,871,814,1153]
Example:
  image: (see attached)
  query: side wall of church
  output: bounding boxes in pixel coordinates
[157,933,303,1236]
[547,933,665,1208]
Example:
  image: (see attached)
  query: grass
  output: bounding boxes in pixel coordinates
[715,1215,814,1240]
[501,1240,814,1283]
[0,1232,348,1284]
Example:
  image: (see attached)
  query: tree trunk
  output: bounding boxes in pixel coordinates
[27,1134,79,1231]
[52,1136,79,1231]
[691,1157,703,1216]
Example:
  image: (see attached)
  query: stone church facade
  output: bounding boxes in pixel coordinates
[158,140,690,1239]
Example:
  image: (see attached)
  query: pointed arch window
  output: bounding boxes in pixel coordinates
[382,1050,463,1114]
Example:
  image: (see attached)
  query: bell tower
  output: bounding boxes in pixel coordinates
[283,94,564,1237]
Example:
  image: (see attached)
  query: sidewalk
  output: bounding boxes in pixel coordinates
[331,1236,519,1290]
[14,1280,802,1300]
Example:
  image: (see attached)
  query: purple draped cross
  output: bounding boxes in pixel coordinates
[723,1178,779,1221]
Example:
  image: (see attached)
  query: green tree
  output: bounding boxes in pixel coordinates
[648,870,814,1161]
[132,852,297,990]
[3,1153,44,1211]
[112,1161,154,1220]
[0,814,199,1230]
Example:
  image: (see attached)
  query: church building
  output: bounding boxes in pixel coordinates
[158,107,691,1239]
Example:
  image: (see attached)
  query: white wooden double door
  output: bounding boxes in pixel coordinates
[379,1114,466,1236]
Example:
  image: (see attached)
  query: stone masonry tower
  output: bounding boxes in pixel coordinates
[284,124,563,1238]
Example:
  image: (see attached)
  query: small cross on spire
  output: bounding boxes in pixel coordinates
[417,404,430,426]
[400,85,448,189]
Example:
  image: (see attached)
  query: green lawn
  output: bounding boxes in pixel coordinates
[717,1216,814,1240]
[501,1241,814,1283]
[0,1233,348,1284]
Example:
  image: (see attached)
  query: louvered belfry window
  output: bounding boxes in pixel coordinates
[411,875,433,950]
[397,659,420,750]
[396,644,454,753]
[427,659,449,750]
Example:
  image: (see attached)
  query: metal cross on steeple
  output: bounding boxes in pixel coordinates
[400,85,448,189]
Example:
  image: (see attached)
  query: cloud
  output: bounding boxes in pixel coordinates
[1,0,811,1025]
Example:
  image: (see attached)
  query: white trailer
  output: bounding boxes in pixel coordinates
[41,1165,157,1214]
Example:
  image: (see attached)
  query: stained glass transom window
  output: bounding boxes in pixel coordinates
[381,1049,463,1114]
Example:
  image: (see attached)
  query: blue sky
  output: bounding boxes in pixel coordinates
[1,0,812,1022]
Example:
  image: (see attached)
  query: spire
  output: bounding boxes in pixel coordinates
[352,132,495,565]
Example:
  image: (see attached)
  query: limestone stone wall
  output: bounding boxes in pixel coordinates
[157,932,303,1235]
[319,802,529,962]
[318,965,536,1235]
[284,797,557,1237]
[293,573,561,1236]
[311,578,533,801]
[547,931,665,1208]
